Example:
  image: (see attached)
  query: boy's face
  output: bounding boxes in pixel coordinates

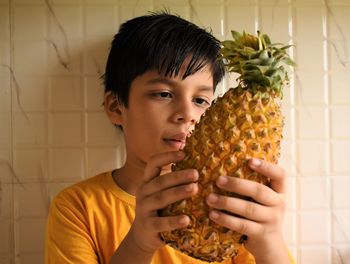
[112,63,214,167]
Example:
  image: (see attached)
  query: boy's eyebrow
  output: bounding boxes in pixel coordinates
[146,77,213,91]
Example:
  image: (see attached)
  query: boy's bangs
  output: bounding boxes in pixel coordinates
[156,51,209,80]
[144,23,217,80]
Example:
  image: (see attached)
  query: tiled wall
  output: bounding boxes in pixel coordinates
[0,0,349,263]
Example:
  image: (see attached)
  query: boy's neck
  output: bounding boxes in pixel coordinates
[112,164,143,196]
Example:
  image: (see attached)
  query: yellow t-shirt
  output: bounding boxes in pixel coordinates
[45,171,293,264]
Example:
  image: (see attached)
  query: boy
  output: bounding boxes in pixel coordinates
[45,12,294,264]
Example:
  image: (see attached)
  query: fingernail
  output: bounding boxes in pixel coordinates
[209,210,219,219]
[178,215,189,225]
[188,170,199,180]
[217,176,228,186]
[185,183,196,192]
[250,158,261,167]
[207,193,218,203]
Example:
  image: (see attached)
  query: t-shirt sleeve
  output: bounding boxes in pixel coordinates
[45,192,99,264]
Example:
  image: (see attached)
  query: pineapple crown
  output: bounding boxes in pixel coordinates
[221,30,295,98]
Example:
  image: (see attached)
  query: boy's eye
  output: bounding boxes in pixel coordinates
[153,92,172,98]
[194,97,210,106]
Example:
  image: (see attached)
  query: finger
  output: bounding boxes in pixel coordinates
[206,193,272,222]
[141,169,198,197]
[216,176,280,206]
[249,158,287,193]
[144,151,185,182]
[146,215,191,233]
[209,209,263,237]
[142,182,198,211]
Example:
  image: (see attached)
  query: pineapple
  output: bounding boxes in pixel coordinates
[159,30,295,262]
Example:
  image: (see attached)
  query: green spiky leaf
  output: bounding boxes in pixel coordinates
[221,30,296,98]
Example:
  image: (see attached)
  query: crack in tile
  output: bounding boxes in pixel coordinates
[38,161,50,214]
[332,212,350,243]
[46,39,70,70]
[3,65,30,123]
[92,56,102,76]
[0,160,24,188]
[324,0,349,70]
[45,0,71,70]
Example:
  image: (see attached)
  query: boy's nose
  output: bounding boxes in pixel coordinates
[173,101,196,124]
[176,114,196,124]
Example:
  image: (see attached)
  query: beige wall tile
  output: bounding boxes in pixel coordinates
[299,211,331,244]
[49,76,83,111]
[0,151,13,183]
[87,147,122,177]
[298,141,328,175]
[13,113,48,147]
[299,177,330,209]
[85,5,118,36]
[14,183,49,217]
[86,111,120,146]
[49,112,84,146]
[331,106,350,138]
[297,106,327,139]
[82,36,110,75]
[332,209,350,243]
[332,176,350,209]
[16,218,46,253]
[225,4,257,36]
[49,148,85,181]
[13,149,48,182]
[12,5,46,40]
[84,76,105,110]
[0,184,13,218]
[330,71,350,104]
[0,219,13,254]
[331,140,350,173]
[299,246,331,264]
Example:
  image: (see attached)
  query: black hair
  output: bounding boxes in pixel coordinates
[103,11,225,107]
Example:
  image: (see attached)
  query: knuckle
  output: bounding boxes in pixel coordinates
[156,175,166,189]
[155,190,165,203]
[244,202,255,218]
[237,221,249,234]
[254,183,265,199]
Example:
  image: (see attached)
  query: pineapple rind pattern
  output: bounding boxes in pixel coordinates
[160,87,283,262]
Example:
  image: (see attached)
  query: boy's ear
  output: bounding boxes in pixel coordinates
[104,91,124,125]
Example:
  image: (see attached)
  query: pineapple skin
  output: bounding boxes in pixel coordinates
[159,86,284,262]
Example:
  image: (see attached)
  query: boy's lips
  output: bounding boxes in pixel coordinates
[163,132,188,150]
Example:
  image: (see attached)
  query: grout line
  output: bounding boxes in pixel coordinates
[8,0,16,262]
[81,1,87,179]
[324,1,338,261]
[255,0,260,32]
[288,0,300,261]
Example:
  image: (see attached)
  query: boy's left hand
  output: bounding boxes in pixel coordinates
[206,158,290,263]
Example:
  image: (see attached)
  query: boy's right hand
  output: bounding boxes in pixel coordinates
[128,151,198,255]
